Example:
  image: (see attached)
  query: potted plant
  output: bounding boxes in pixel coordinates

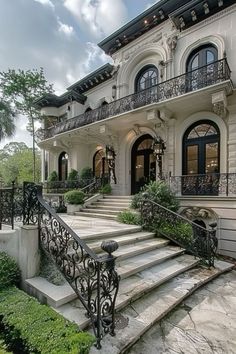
[64,189,85,214]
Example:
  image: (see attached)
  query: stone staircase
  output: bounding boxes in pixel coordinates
[25,217,233,354]
[75,195,132,219]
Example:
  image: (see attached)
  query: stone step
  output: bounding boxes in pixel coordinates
[93,201,131,207]
[117,246,185,280]
[99,198,132,204]
[88,205,130,211]
[79,225,143,242]
[75,211,117,219]
[88,237,169,260]
[25,277,76,308]
[89,260,234,354]
[53,254,199,330]
[81,208,121,216]
[103,196,132,200]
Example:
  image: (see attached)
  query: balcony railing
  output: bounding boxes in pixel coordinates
[170,173,236,196]
[38,58,231,140]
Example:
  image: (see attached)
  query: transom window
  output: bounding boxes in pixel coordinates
[135,65,158,92]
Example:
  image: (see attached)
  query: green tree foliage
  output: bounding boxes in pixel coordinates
[0,100,15,141]
[0,142,41,185]
[0,68,53,181]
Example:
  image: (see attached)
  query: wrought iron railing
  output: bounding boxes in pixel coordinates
[0,182,23,229]
[23,182,120,349]
[140,197,218,267]
[170,173,236,196]
[37,58,231,140]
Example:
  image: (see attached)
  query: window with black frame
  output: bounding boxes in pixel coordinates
[182,120,220,196]
[186,45,218,91]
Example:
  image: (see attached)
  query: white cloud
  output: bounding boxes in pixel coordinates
[63,0,128,38]
[58,20,75,36]
[34,0,55,9]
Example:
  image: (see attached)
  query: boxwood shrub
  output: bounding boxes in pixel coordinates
[64,189,85,205]
[0,252,21,291]
[0,287,95,354]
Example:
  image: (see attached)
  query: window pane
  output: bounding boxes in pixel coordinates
[191,54,199,70]
[206,50,215,64]
[205,143,219,173]
[137,138,153,151]
[187,124,217,139]
[135,155,144,182]
[187,145,198,174]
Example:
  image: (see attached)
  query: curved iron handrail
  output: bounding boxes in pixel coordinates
[23,182,119,349]
[140,197,218,267]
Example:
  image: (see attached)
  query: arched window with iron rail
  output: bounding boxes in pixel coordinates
[134,65,159,93]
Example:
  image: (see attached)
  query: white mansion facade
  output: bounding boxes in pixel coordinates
[37,0,236,258]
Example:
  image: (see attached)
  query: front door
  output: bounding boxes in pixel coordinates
[131,134,156,194]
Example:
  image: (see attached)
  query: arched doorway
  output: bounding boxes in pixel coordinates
[131,134,156,194]
[93,149,108,178]
[58,151,68,181]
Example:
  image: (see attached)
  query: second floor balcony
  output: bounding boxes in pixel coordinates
[39,58,232,140]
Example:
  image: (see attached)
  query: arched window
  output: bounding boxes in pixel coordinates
[183,120,220,176]
[135,65,158,92]
[131,134,156,194]
[186,44,218,72]
[58,151,68,181]
[186,45,218,91]
[93,149,108,178]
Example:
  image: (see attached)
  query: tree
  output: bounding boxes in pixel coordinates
[0,68,53,181]
[0,142,41,185]
[0,100,15,141]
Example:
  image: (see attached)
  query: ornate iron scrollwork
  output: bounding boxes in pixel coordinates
[141,198,218,267]
[22,182,120,348]
[38,58,231,140]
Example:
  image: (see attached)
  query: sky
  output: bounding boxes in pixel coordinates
[0,0,158,148]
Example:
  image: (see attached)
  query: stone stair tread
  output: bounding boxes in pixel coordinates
[89,237,169,258]
[54,254,198,330]
[82,208,121,215]
[117,246,185,279]
[75,211,117,219]
[89,260,233,354]
[86,231,155,247]
[88,205,130,211]
[103,196,132,199]
[79,226,143,241]
[25,277,76,308]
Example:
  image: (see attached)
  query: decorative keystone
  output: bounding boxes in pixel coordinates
[101,240,119,256]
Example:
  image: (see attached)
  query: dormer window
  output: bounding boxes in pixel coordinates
[135,65,158,93]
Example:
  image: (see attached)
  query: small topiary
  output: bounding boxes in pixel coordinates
[48,170,58,181]
[100,184,112,194]
[64,189,85,205]
[0,252,21,290]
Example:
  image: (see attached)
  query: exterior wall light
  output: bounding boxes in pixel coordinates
[152,137,166,179]
[106,145,117,184]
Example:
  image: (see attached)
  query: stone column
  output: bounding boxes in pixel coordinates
[19,225,40,281]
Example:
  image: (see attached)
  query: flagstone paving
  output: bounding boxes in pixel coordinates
[128,270,236,354]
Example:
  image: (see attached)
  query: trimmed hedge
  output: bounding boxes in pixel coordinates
[0,287,95,354]
[0,252,21,291]
[64,189,85,205]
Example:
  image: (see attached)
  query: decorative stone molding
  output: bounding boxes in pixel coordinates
[212,90,227,118]
[166,35,178,57]
[180,206,217,224]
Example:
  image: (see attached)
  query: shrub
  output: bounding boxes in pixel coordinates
[100,184,112,194]
[48,170,58,182]
[157,221,193,247]
[68,169,78,181]
[80,167,93,182]
[0,287,95,354]
[64,190,85,205]
[117,210,141,225]
[131,180,179,212]
[0,252,21,291]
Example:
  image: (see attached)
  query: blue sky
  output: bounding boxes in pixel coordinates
[0,0,157,146]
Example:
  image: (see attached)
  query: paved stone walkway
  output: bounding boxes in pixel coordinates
[128,270,236,354]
